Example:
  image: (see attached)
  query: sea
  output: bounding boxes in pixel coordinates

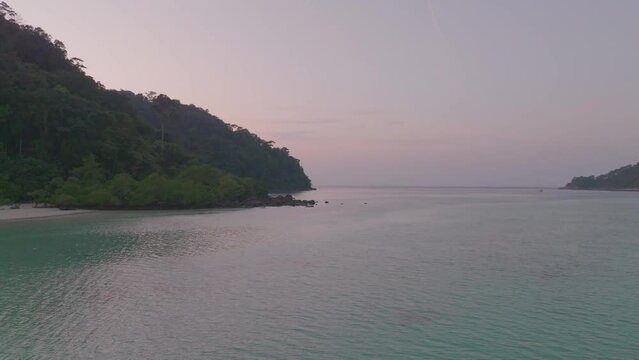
[1,187,638,359]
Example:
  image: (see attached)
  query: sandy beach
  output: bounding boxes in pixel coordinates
[0,204,93,222]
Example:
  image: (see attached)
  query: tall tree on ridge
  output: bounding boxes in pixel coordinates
[148,93,180,153]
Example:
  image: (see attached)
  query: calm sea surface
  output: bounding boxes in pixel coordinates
[1,187,638,359]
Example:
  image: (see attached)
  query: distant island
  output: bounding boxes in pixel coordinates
[565,162,639,191]
[0,3,313,209]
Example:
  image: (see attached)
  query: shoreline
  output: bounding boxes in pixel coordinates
[0,204,95,222]
[0,195,316,223]
[561,187,639,192]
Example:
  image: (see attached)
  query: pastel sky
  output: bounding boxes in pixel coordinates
[11,0,639,186]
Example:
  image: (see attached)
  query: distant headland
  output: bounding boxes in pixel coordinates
[564,162,639,191]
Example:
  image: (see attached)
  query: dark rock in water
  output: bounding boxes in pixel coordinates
[324,201,329,204]
[258,195,316,208]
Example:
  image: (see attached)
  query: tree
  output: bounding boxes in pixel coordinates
[123,92,313,190]
[149,93,180,153]
[71,155,104,186]
[0,2,17,22]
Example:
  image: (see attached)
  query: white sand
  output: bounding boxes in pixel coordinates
[0,203,93,221]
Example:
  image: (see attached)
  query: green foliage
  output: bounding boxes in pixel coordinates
[107,173,136,206]
[0,9,183,201]
[0,4,309,206]
[0,155,58,201]
[47,162,264,208]
[125,92,313,191]
[0,174,19,203]
[70,155,104,185]
[566,162,639,189]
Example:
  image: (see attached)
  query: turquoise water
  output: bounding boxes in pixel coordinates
[1,187,638,359]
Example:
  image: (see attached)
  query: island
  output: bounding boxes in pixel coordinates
[564,162,639,191]
[0,3,314,210]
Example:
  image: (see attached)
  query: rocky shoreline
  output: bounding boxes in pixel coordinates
[0,195,316,222]
[54,194,317,211]
[241,194,317,207]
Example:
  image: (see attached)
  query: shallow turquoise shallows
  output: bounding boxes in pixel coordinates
[1,187,638,359]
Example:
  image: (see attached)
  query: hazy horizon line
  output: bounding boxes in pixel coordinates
[308,185,562,190]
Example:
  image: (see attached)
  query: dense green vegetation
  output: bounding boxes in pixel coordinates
[565,162,639,190]
[30,156,266,208]
[123,92,312,191]
[0,2,310,206]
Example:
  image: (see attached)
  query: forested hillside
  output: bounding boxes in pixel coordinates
[565,162,639,190]
[124,92,312,191]
[0,2,311,206]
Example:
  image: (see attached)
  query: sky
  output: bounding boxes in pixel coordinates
[10,0,639,186]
